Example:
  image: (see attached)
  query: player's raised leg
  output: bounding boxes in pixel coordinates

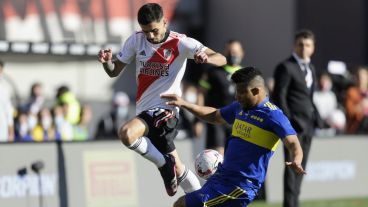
[119,117,178,196]
[170,150,201,193]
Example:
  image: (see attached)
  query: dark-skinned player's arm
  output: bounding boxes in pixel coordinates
[283,135,306,175]
[161,94,226,125]
[98,48,127,77]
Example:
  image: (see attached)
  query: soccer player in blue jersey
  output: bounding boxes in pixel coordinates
[161,66,306,207]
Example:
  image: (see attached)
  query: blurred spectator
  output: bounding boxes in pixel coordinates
[53,105,65,130]
[22,83,45,140]
[0,60,15,141]
[27,112,38,132]
[176,82,204,140]
[31,108,61,141]
[14,110,32,141]
[25,82,45,115]
[95,91,130,139]
[266,77,275,95]
[327,60,353,105]
[56,85,81,125]
[52,105,73,141]
[313,73,346,135]
[199,39,244,155]
[53,105,73,141]
[74,104,93,141]
[344,66,368,134]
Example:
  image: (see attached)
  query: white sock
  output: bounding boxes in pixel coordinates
[178,166,201,193]
[128,136,165,168]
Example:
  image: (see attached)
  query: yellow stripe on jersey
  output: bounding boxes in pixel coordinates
[204,187,246,207]
[232,119,280,151]
[205,189,243,207]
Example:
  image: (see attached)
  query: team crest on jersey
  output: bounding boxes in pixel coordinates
[163,48,173,60]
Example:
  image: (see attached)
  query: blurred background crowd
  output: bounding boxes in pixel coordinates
[1,56,367,143]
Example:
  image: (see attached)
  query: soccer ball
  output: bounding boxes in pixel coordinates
[194,149,223,180]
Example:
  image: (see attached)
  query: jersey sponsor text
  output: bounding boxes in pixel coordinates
[139,61,169,76]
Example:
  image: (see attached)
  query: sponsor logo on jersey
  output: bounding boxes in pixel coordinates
[139,61,169,76]
[233,120,252,138]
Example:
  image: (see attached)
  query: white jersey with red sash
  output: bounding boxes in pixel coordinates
[117,30,206,115]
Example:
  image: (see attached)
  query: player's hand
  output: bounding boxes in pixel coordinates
[98,48,113,63]
[286,161,306,175]
[161,94,187,107]
[194,50,208,64]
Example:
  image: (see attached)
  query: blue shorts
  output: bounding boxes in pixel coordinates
[185,176,258,207]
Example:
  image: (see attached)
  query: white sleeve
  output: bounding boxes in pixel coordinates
[180,37,207,59]
[116,34,137,64]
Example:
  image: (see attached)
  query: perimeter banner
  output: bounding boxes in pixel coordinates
[0,0,178,55]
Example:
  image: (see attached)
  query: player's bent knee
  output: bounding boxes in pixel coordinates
[173,196,186,207]
[119,118,147,146]
[119,125,134,146]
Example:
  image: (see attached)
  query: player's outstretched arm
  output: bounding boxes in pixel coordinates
[161,94,226,125]
[283,135,306,175]
[98,48,127,77]
[194,48,226,67]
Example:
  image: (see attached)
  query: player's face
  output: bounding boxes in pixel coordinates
[140,18,167,44]
[235,83,257,109]
[294,37,315,60]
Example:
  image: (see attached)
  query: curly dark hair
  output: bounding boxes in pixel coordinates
[138,3,163,25]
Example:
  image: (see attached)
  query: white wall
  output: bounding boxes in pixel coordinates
[266,136,368,203]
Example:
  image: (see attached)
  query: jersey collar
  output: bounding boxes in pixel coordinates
[241,97,269,112]
[255,97,269,109]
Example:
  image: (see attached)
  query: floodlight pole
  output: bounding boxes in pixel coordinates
[36,171,43,207]
[31,161,44,207]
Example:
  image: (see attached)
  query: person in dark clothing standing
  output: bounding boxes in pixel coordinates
[273,29,322,207]
[95,92,130,139]
[200,39,244,155]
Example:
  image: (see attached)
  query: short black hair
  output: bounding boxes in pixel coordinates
[138,3,163,25]
[56,85,69,99]
[231,66,265,88]
[294,29,315,42]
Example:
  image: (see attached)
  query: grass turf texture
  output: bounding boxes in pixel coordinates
[248,197,368,207]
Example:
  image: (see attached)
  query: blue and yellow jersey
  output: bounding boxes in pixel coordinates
[216,97,296,188]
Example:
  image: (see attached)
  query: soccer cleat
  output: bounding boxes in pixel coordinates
[158,154,178,196]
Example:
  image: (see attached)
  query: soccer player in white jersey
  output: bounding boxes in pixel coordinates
[98,3,226,196]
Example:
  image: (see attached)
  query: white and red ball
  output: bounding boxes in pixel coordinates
[194,149,223,180]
